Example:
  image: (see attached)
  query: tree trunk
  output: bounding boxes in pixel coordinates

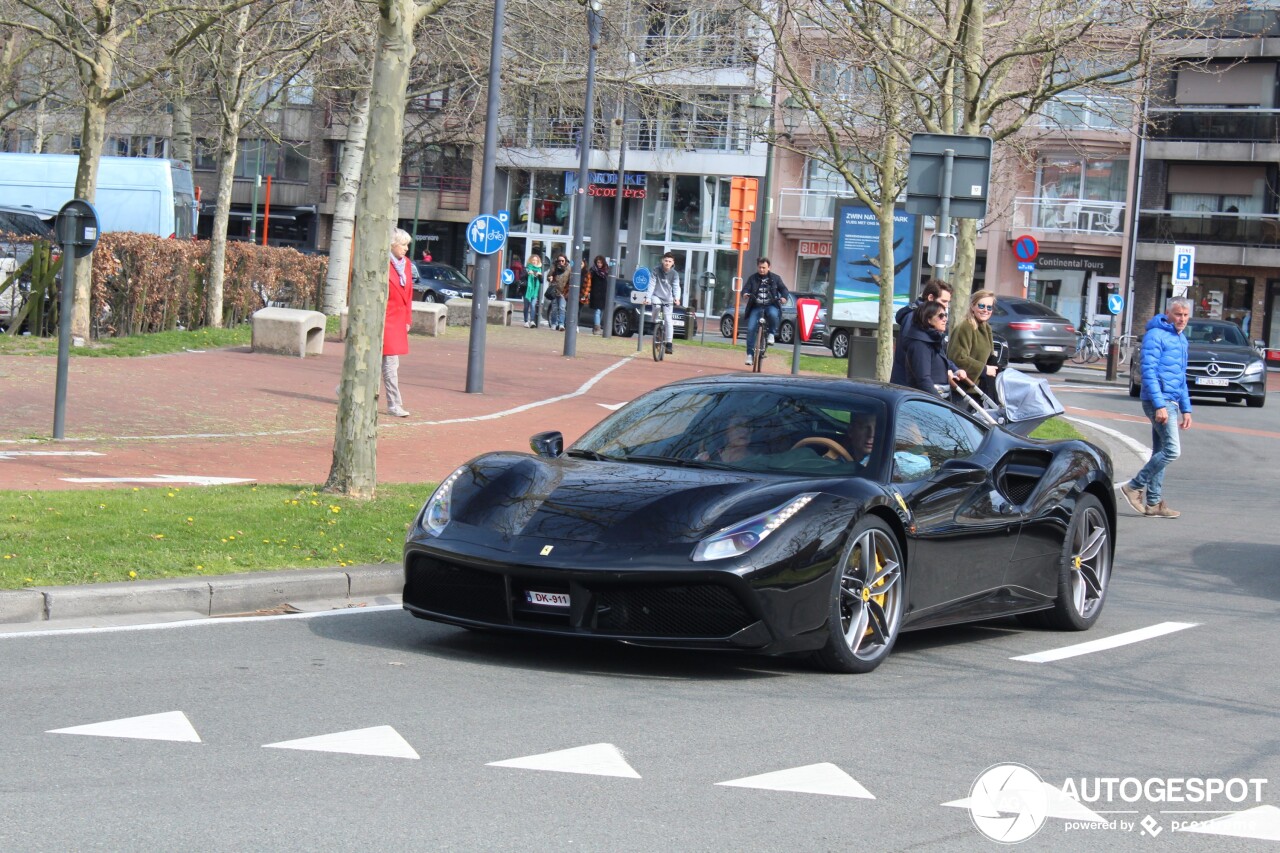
[205,118,242,328]
[324,86,371,315]
[324,0,414,498]
[171,97,193,170]
[70,94,109,342]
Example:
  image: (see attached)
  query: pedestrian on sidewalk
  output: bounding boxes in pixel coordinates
[1121,297,1193,518]
[586,255,609,334]
[383,228,414,418]
[948,289,998,399]
[522,253,543,328]
[545,254,571,331]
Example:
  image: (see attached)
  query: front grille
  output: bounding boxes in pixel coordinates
[404,556,508,622]
[1188,360,1245,379]
[593,583,753,638]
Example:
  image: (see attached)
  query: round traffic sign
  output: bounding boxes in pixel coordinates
[1107,294,1124,315]
[501,268,515,286]
[1012,234,1039,263]
[632,267,652,292]
[466,214,507,256]
[56,199,100,259]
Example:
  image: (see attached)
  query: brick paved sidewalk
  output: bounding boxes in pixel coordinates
[0,323,767,491]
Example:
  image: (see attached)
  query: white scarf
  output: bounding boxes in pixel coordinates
[390,252,409,287]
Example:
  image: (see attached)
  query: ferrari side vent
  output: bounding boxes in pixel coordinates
[996,450,1053,507]
[591,583,753,638]
[404,555,508,622]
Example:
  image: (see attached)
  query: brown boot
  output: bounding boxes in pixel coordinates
[1145,500,1180,519]
[592,325,602,335]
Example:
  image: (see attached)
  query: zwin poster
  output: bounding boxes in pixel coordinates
[830,203,916,325]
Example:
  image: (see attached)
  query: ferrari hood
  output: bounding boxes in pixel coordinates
[449,453,802,546]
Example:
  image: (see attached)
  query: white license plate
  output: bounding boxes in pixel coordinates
[1195,377,1229,387]
[1042,346,1064,353]
[525,590,570,608]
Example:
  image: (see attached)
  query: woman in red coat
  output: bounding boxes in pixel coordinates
[384,228,414,417]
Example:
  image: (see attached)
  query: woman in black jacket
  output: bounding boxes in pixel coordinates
[891,301,967,395]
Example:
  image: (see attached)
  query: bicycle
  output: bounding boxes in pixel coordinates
[1070,323,1108,364]
[750,312,769,373]
[651,307,666,362]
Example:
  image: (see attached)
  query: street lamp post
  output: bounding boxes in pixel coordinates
[466,0,508,394]
[565,0,603,358]
[749,93,803,261]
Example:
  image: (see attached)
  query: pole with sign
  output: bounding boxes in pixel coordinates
[1012,234,1038,297]
[728,177,758,343]
[630,266,651,354]
[1172,245,1195,298]
[53,200,100,439]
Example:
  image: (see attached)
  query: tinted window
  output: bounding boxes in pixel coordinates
[426,265,469,284]
[1187,321,1246,346]
[0,211,53,238]
[891,400,986,482]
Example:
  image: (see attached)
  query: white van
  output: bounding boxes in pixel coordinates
[0,153,197,238]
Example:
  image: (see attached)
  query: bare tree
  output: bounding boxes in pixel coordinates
[324,0,450,499]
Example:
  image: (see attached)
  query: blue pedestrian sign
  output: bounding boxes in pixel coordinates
[632,267,652,292]
[1172,244,1195,288]
[1107,294,1124,315]
[501,268,515,286]
[1016,261,1036,273]
[466,215,506,256]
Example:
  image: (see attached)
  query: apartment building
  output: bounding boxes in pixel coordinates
[1131,9,1280,348]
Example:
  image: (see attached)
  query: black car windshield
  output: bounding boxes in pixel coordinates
[428,265,469,284]
[573,384,888,477]
[1187,320,1247,347]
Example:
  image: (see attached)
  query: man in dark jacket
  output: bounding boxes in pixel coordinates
[743,258,790,365]
[1121,298,1193,519]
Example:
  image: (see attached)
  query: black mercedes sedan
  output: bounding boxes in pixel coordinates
[1128,318,1266,408]
[403,376,1115,673]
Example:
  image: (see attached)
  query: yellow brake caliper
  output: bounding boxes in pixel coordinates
[860,546,888,638]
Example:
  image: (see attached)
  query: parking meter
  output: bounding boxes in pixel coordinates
[699,271,716,345]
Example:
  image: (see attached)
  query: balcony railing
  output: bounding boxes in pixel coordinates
[778,188,842,221]
[1147,108,1280,143]
[624,119,752,153]
[1014,197,1125,235]
[1137,209,1280,247]
[499,119,610,151]
[322,171,471,209]
[637,34,756,69]
[1038,95,1132,131]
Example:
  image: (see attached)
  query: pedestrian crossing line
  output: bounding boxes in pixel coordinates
[1011,621,1198,663]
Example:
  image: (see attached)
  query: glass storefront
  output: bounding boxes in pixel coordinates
[1160,273,1255,332]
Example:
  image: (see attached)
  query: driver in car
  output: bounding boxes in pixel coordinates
[843,411,878,469]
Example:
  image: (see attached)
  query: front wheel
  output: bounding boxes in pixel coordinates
[1029,493,1111,631]
[813,517,904,674]
[422,291,438,303]
[652,321,665,361]
[611,308,633,338]
[830,329,850,359]
[720,315,734,338]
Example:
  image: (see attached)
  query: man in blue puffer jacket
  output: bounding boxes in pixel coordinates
[1120,297,1193,518]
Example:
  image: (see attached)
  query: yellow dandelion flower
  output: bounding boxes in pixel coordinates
[229,535,235,540]
[167,492,175,497]
[196,565,203,570]
[128,571,137,579]
[187,517,194,523]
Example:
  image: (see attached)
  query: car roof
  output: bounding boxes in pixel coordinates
[664,372,939,407]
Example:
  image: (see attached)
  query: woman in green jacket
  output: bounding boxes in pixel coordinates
[948,289,998,398]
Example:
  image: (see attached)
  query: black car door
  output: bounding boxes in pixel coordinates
[890,400,1018,619]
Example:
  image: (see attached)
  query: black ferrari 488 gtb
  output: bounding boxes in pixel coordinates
[403,375,1115,673]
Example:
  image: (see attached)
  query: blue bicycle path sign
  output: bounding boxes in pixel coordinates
[467,215,507,255]
[501,268,515,286]
[632,267,652,292]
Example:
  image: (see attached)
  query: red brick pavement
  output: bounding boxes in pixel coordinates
[0,324,770,491]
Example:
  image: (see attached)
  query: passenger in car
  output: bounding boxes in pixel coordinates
[842,411,878,469]
[698,415,755,463]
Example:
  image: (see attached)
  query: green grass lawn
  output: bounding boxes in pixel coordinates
[0,482,432,589]
[0,317,341,358]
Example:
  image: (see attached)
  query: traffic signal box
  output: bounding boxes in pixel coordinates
[728,177,759,340]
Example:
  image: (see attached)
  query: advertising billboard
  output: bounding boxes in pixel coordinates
[829,202,917,326]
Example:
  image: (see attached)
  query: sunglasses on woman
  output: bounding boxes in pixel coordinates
[975,303,994,311]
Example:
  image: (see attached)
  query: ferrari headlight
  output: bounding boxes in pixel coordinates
[415,466,465,538]
[691,494,816,562]
[1243,360,1264,377]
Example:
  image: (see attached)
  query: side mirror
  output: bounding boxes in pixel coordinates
[530,430,564,458]
[938,457,988,486]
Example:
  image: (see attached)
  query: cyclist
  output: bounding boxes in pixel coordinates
[650,251,682,355]
[743,257,790,366]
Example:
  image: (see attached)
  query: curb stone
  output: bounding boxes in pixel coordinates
[0,563,402,626]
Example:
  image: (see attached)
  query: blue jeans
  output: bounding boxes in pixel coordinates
[1128,399,1182,506]
[523,297,537,326]
[745,304,781,355]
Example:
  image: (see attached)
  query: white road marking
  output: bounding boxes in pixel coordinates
[1011,621,1198,663]
[0,450,106,459]
[1064,414,1150,461]
[0,604,403,639]
[61,475,255,486]
[264,725,419,759]
[597,402,627,411]
[47,710,201,742]
[717,763,875,799]
[943,780,1108,821]
[1177,805,1280,841]
[487,743,641,778]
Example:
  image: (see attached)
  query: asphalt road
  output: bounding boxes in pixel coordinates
[1,379,1278,851]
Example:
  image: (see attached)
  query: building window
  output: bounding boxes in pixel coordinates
[1037,156,1128,204]
[194,138,218,171]
[234,139,310,181]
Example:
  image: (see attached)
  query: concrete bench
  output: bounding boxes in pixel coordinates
[445,298,513,328]
[251,307,326,357]
[411,301,448,336]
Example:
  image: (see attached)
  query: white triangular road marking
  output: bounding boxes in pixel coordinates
[717,763,875,799]
[263,725,419,759]
[487,743,640,778]
[943,781,1107,822]
[47,710,201,742]
[1178,805,1280,841]
[597,402,627,411]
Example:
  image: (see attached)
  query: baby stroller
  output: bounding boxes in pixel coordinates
[949,368,1064,436]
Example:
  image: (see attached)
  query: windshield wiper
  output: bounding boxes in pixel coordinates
[565,448,617,461]
[620,454,724,469]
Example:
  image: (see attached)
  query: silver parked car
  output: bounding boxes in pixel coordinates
[985,295,1077,374]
